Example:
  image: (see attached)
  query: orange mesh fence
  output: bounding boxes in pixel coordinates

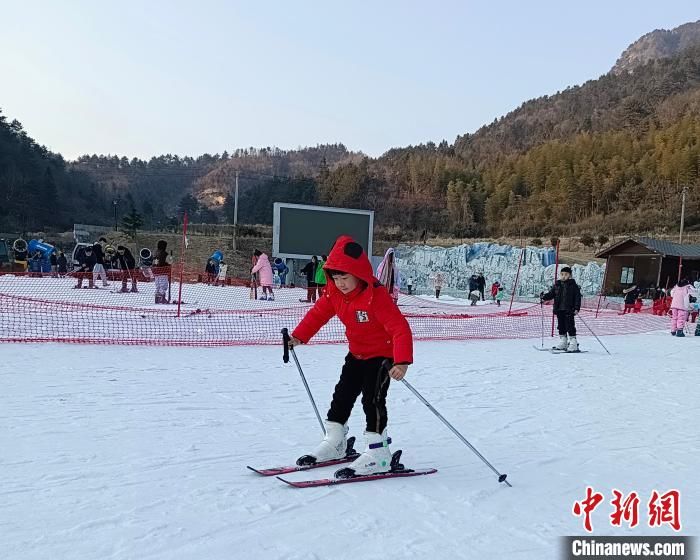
[0,269,671,346]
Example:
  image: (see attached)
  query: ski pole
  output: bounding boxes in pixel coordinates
[577,313,611,355]
[281,328,325,434]
[540,298,545,349]
[384,361,511,488]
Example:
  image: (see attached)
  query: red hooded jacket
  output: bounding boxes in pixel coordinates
[292,236,413,364]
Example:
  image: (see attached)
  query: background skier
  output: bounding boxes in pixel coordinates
[540,266,582,352]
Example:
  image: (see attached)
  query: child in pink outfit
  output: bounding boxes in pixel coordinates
[251,250,275,301]
[670,279,696,337]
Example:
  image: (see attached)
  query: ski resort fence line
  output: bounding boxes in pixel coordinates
[0,271,670,346]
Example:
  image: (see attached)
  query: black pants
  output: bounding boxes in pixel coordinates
[327,354,391,433]
[556,311,577,336]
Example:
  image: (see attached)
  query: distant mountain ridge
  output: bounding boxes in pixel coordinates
[2,20,699,238]
[612,20,700,75]
[453,42,700,165]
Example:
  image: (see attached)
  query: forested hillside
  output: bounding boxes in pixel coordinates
[2,22,699,238]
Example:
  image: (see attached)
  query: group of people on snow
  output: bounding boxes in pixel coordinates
[205,258,227,286]
[385,262,506,304]
[409,269,505,304]
[74,239,109,289]
[298,254,328,303]
[68,237,700,343]
[72,238,172,304]
[621,281,698,336]
[18,241,68,278]
[48,250,68,278]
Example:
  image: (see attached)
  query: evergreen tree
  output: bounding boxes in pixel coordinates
[177,194,199,218]
[121,205,144,238]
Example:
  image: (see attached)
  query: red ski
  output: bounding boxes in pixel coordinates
[277,450,437,487]
[277,468,437,488]
[247,455,359,476]
[247,437,359,476]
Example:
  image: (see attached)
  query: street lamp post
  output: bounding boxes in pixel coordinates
[113,199,119,231]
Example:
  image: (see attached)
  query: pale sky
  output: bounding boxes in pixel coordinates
[1,1,698,160]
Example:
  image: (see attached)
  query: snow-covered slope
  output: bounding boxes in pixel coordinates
[2,334,697,560]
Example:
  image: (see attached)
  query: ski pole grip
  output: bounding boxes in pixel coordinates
[281,328,290,364]
[381,359,393,372]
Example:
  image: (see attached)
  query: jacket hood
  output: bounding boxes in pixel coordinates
[323,236,375,286]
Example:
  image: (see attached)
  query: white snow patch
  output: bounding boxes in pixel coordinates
[1,334,698,559]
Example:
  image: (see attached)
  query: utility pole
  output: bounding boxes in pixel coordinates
[679,185,688,244]
[232,170,239,251]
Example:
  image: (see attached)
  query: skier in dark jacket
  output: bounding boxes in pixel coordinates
[299,256,318,303]
[92,239,110,287]
[622,285,640,314]
[476,272,486,301]
[468,274,479,294]
[541,266,582,352]
[57,251,68,277]
[50,251,58,278]
[115,246,138,293]
[74,246,97,288]
[205,259,218,284]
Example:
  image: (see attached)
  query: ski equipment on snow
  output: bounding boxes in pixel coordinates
[247,438,359,476]
[281,328,325,434]
[386,360,512,488]
[277,451,436,487]
[578,314,611,355]
[277,469,437,488]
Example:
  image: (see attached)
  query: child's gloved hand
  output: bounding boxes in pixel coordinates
[287,336,302,349]
[388,364,408,380]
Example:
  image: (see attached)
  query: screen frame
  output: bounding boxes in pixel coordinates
[273,202,374,259]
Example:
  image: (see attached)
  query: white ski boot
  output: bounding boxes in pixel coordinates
[335,430,392,478]
[567,336,579,353]
[296,421,348,466]
[268,293,275,301]
[554,335,568,350]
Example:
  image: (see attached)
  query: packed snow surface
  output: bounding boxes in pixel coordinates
[1,333,698,560]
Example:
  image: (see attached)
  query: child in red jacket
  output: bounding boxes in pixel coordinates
[289,236,413,478]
